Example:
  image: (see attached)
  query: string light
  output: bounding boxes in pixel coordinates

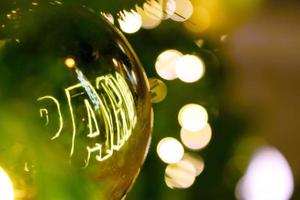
[170,0,194,22]
[123,0,213,192]
[157,137,184,164]
[182,153,205,176]
[175,54,205,83]
[180,124,212,150]
[118,10,142,34]
[165,159,196,189]
[178,104,208,132]
[0,167,14,200]
[136,0,163,29]
[155,49,183,80]
[163,0,176,19]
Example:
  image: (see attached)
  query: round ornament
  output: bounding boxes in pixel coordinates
[0,2,152,200]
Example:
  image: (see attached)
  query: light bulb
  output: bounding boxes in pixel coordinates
[0,4,152,199]
[155,49,183,80]
[175,54,205,83]
[118,10,142,34]
[180,124,212,150]
[178,104,208,132]
[157,137,184,164]
[165,160,196,189]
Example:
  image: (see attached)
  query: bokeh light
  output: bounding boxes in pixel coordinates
[195,39,204,48]
[155,49,183,80]
[182,153,205,176]
[180,124,212,150]
[164,0,176,19]
[0,167,14,200]
[220,34,228,42]
[183,6,211,33]
[178,104,208,132]
[171,0,194,22]
[175,54,205,83]
[118,10,142,34]
[236,146,294,200]
[136,1,163,29]
[157,137,184,164]
[149,78,168,103]
[165,159,196,189]
[64,57,76,68]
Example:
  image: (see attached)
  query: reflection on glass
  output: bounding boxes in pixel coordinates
[0,3,152,199]
[149,78,167,103]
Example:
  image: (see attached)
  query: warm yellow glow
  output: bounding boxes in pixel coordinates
[183,6,211,33]
[118,10,142,34]
[178,103,208,132]
[38,70,136,167]
[175,54,205,83]
[171,0,194,22]
[64,57,76,68]
[149,78,167,103]
[165,160,196,189]
[220,34,228,42]
[37,96,63,140]
[144,0,163,20]
[155,49,183,80]
[136,1,163,29]
[180,124,212,150]
[163,0,176,19]
[0,167,14,200]
[195,39,204,48]
[157,137,184,164]
[182,153,205,176]
[101,12,114,24]
[66,71,137,166]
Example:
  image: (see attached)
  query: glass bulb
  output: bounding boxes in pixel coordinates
[0,3,152,200]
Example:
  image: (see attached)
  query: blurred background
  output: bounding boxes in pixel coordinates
[118,0,300,199]
[1,0,300,199]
